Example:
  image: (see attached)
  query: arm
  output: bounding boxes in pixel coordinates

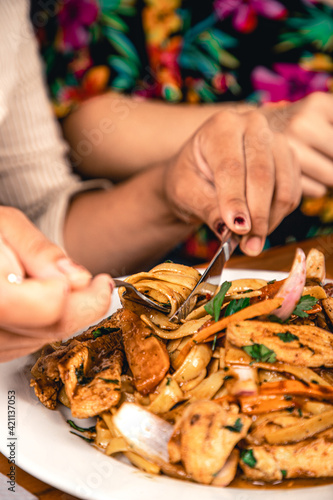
[62,92,253,181]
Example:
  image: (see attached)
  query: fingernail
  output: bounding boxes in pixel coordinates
[57,258,92,284]
[215,221,226,235]
[245,236,263,256]
[233,215,250,232]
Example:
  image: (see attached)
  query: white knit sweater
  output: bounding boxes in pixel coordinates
[0,0,110,248]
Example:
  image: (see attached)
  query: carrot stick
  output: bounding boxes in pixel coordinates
[173,297,283,369]
[238,395,296,414]
[259,380,333,401]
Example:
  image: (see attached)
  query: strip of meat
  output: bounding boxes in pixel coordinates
[227,321,333,367]
[120,309,170,395]
[58,334,124,418]
[240,429,333,482]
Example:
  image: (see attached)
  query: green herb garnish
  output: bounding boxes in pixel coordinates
[224,375,234,381]
[242,343,277,363]
[311,379,319,384]
[284,395,293,401]
[70,431,94,443]
[224,418,243,433]
[67,420,96,433]
[75,363,93,385]
[267,279,276,285]
[292,295,318,318]
[276,332,299,343]
[225,298,250,317]
[166,377,172,386]
[298,408,303,417]
[212,334,218,352]
[204,281,232,322]
[98,378,120,384]
[281,469,287,479]
[241,449,257,468]
[93,327,120,339]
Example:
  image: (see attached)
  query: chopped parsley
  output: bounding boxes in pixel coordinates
[298,408,303,417]
[93,327,120,339]
[267,279,276,285]
[311,379,319,384]
[204,281,232,322]
[224,375,234,381]
[67,420,96,433]
[241,449,257,468]
[281,469,287,479]
[70,431,94,443]
[166,377,172,386]
[242,343,277,364]
[224,418,243,433]
[276,332,299,343]
[75,363,93,385]
[284,395,293,401]
[225,297,250,317]
[292,295,318,318]
[212,334,218,352]
[98,378,120,384]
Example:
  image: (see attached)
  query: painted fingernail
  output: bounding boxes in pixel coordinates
[215,221,226,235]
[245,236,263,256]
[233,215,250,231]
[57,258,92,283]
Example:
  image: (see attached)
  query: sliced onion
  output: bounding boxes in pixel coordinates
[113,403,174,465]
[272,248,306,321]
[229,365,258,397]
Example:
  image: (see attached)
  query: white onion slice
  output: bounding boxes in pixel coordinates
[113,403,174,465]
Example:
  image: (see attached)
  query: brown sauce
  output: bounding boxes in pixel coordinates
[230,475,333,489]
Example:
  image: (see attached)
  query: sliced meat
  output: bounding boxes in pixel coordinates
[175,400,251,484]
[70,350,123,418]
[30,341,79,410]
[227,321,333,367]
[120,309,170,395]
[58,334,124,418]
[240,429,333,482]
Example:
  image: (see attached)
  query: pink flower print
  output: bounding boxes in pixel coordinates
[251,63,330,102]
[58,0,98,50]
[213,0,287,33]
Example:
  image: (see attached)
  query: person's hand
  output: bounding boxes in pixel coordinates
[165,109,301,256]
[261,92,333,198]
[0,207,113,362]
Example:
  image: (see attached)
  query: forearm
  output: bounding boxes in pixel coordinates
[63,162,196,275]
[62,92,253,181]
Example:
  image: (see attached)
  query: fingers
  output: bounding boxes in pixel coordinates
[9,273,113,340]
[288,92,333,160]
[301,175,327,198]
[267,135,302,234]
[0,207,92,289]
[239,115,276,255]
[0,274,113,361]
[289,138,333,192]
[199,113,251,234]
[0,276,68,328]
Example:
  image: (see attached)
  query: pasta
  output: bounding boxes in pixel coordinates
[30,248,333,487]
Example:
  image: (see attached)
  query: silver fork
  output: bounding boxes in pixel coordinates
[170,230,239,323]
[114,279,171,313]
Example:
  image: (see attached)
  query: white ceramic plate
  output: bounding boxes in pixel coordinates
[1,269,333,500]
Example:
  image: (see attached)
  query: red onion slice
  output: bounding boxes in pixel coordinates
[272,248,306,321]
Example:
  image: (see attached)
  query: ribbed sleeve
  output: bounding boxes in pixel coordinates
[0,0,111,248]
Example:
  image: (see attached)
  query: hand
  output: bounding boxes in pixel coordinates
[0,207,113,362]
[165,109,301,256]
[261,92,333,198]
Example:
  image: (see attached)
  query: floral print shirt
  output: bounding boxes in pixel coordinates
[30,0,333,261]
